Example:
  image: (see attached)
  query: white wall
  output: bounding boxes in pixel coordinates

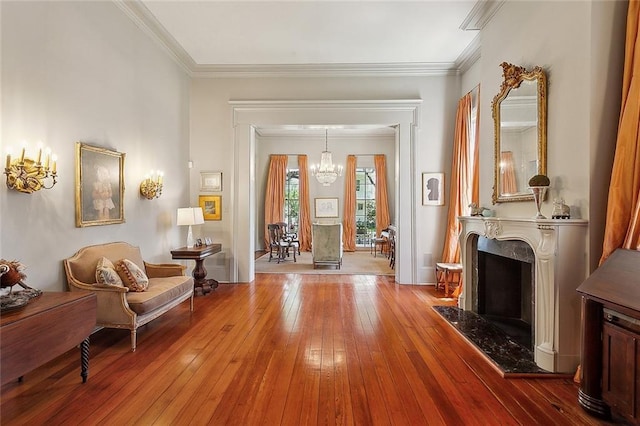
[190,76,460,283]
[255,134,396,250]
[1,1,191,291]
[471,0,626,271]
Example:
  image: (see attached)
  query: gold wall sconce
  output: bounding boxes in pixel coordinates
[4,144,58,193]
[140,170,163,200]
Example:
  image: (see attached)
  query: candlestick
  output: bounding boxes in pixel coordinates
[36,148,42,164]
[5,154,11,169]
[52,155,57,174]
[19,148,25,163]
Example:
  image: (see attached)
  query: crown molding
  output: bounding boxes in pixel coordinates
[116,0,472,78]
[455,34,481,74]
[113,0,195,74]
[460,0,505,31]
[191,62,459,78]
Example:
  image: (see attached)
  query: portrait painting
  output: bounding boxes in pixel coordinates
[75,142,125,227]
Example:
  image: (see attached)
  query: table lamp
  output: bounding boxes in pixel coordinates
[177,207,204,248]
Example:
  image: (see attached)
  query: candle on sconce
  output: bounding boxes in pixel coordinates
[52,154,57,174]
[5,154,11,169]
[158,172,163,184]
[19,147,25,163]
[44,147,51,169]
[36,141,43,164]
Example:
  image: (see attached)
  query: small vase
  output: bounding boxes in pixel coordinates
[530,186,548,219]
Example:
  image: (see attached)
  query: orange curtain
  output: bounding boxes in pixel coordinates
[374,155,391,235]
[601,0,640,262]
[264,155,288,249]
[500,151,518,194]
[343,155,357,251]
[298,155,312,252]
[440,90,480,280]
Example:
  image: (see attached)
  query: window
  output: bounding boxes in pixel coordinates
[284,169,299,231]
[355,168,376,247]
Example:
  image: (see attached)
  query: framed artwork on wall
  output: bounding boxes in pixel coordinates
[200,171,222,192]
[422,172,444,206]
[199,195,222,220]
[315,197,339,218]
[75,142,125,227]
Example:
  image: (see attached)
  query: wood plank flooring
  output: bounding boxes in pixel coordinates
[1,274,612,425]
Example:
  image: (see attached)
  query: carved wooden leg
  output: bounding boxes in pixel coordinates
[80,337,90,383]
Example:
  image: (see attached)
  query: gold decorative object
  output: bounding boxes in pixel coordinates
[4,146,58,193]
[140,170,163,200]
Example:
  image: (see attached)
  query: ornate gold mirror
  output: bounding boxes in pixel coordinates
[492,62,547,203]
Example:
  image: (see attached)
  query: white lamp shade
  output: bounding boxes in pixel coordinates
[177,207,205,226]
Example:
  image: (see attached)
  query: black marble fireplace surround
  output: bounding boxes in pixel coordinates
[434,236,548,375]
[475,237,535,350]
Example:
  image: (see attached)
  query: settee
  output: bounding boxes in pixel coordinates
[64,242,194,351]
[312,223,343,269]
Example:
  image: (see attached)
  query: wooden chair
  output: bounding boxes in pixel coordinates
[435,263,463,296]
[387,226,396,269]
[371,229,389,257]
[267,224,297,263]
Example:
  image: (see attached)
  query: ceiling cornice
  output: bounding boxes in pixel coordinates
[455,34,481,74]
[113,0,195,74]
[460,0,505,31]
[115,0,481,78]
[192,62,459,79]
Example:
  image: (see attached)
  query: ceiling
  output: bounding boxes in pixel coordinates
[120,0,502,136]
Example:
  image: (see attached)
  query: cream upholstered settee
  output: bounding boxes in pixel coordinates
[64,242,194,351]
[312,223,343,269]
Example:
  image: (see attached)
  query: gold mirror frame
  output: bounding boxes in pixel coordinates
[492,62,547,204]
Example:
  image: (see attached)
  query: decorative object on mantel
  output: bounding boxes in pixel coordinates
[4,142,58,193]
[0,259,42,312]
[469,203,492,217]
[528,174,550,219]
[552,198,571,219]
[311,129,343,186]
[139,169,164,200]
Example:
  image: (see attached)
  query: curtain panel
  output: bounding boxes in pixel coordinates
[440,90,479,295]
[263,155,288,249]
[601,0,640,262]
[343,155,357,252]
[298,155,312,252]
[374,154,391,236]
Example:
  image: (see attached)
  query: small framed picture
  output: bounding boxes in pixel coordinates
[196,238,203,247]
[314,197,339,218]
[199,195,222,220]
[422,172,444,206]
[204,237,212,245]
[200,171,222,192]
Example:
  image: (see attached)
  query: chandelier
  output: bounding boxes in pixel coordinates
[311,129,343,186]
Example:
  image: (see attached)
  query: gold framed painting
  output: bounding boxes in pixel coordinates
[75,142,125,227]
[199,195,222,221]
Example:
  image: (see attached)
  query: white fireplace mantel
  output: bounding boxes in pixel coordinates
[458,216,588,373]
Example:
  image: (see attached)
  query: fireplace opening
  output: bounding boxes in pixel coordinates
[475,237,534,350]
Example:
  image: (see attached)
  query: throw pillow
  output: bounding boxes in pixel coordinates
[115,258,149,292]
[95,257,123,287]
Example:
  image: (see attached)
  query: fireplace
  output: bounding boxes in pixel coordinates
[458,216,588,373]
[475,237,534,350]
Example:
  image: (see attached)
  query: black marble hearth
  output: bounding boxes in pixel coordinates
[433,306,551,375]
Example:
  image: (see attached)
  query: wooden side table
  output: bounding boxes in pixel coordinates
[171,244,221,295]
[0,291,97,385]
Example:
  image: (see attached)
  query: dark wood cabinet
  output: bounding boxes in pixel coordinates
[577,249,640,424]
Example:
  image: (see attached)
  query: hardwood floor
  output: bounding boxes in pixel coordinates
[1,274,611,425]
